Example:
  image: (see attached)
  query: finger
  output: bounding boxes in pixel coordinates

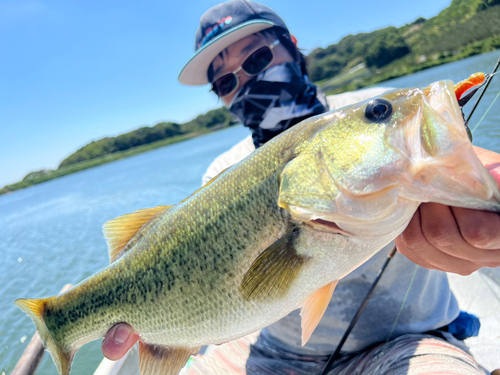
[473,146,500,183]
[397,206,487,274]
[418,203,486,263]
[418,203,500,264]
[395,238,447,272]
[396,209,443,271]
[397,226,479,275]
[101,323,139,361]
[452,206,500,250]
[399,236,482,275]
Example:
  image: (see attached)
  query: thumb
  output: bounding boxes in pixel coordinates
[101,323,139,361]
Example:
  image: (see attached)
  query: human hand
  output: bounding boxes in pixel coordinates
[396,146,500,275]
[101,323,139,360]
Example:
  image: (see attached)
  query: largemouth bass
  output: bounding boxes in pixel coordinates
[15,80,500,375]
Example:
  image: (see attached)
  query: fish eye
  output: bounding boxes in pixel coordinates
[364,99,393,123]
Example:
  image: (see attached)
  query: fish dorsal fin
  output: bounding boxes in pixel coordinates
[138,342,200,375]
[300,280,338,346]
[240,231,308,301]
[180,167,230,203]
[103,206,172,263]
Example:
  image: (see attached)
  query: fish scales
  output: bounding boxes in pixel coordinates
[36,118,326,353]
[14,80,500,375]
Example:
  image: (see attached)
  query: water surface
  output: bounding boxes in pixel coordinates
[1,50,499,374]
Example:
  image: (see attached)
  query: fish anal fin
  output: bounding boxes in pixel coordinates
[103,205,172,263]
[138,342,200,375]
[300,280,338,346]
[240,231,308,301]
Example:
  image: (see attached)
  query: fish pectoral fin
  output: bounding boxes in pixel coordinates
[300,280,338,346]
[138,342,200,375]
[103,205,172,263]
[240,231,308,301]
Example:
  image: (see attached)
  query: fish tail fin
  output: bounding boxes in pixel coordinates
[15,297,74,375]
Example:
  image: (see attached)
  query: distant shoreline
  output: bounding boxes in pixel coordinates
[3,46,499,197]
[0,131,205,196]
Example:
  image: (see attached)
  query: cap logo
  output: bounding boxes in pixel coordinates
[198,16,233,48]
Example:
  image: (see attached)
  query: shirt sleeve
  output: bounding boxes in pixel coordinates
[201,135,256,186]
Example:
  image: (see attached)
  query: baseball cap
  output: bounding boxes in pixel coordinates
[178,0,289,86]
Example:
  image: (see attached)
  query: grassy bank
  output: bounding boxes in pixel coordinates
[323,38,500,96]
[0,132,204,196]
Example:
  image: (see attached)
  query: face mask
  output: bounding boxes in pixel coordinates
[228,62,328,148]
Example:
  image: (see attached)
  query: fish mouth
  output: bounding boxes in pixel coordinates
[308,219,353,236]
[287,195,420,239]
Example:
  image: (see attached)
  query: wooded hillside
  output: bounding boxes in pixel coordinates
[308,0,500,92]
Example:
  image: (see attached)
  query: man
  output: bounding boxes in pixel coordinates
[102,1,500,372]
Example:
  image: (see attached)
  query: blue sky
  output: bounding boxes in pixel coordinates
[0,0,452,187]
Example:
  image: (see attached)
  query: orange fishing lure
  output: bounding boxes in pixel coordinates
[454,72,485,101]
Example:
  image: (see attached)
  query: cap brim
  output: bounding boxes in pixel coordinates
[178,20,275,86]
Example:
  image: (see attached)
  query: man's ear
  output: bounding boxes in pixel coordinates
[291,34,298,47]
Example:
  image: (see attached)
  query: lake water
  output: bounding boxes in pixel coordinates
[1,50,499,375]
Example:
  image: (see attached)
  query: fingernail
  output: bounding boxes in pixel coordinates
[113,325,131,344]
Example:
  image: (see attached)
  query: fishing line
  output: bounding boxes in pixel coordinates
[470,86,500,135]
[466,57,500,124]
[320,245,397,375]
[385,263,419,344]
[487,269,500,288]
[478,271,500,305]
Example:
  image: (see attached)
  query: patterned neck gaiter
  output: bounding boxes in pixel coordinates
[228,62,329,148]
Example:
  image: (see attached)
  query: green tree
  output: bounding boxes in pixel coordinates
[364,28,410,68]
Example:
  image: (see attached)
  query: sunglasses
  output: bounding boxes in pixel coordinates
[211,39,280,98]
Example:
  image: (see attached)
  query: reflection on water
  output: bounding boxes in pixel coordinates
[1,50,499,375]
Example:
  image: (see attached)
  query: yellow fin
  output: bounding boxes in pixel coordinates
[179,167,229,203]
[15,297,75,375]
[300,280,338,346]
[138,342,200,375]
[103,206,172,263]
[240,231,307,301]
[14,297,47,318]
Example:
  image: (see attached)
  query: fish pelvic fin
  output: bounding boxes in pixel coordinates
[14,297,75,375]
[138,342,200,375]
[300,280,338,346]
[103,205,172,263]
[240,231,308,301]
